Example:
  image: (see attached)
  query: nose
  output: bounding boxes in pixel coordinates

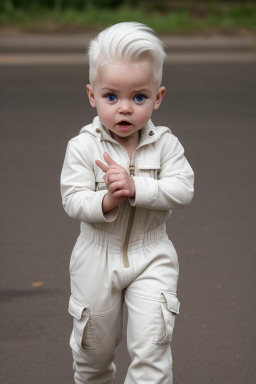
[118,100,132,114]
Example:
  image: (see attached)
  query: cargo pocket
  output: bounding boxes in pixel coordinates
[157,292,180,345]
[68,295,98,350]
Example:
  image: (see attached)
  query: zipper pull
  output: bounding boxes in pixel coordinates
[129,165,135,176]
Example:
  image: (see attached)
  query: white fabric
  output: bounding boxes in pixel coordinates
[60,116,194,384]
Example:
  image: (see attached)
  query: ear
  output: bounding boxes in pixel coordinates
[153,86,165,111]
[86,84,96,108]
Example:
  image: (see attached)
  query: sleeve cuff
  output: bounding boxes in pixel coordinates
[128,176,158,207]
[91,190,119,222]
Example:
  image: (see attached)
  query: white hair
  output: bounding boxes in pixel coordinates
[88,22,166,87]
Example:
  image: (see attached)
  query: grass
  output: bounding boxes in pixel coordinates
[0,3,256,34]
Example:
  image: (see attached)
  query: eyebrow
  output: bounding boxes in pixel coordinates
[101,87,118,92]
[134,88,152,94]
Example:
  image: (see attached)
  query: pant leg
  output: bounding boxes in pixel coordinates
[124,235,180,384]
[68,232,124,384]
[69,293,123,384]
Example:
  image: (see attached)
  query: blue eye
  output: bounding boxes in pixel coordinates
[106,94,117,102]
[134,94,146,103]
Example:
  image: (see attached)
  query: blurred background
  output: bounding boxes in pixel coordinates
[0,0,256,34]
[0,1,256,384]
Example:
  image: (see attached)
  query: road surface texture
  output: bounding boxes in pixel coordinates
[0,35,255,383]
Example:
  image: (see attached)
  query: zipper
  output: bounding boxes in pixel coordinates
[123,159,136,268]
[121,128,158,268]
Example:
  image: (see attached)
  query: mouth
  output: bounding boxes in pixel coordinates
[117,121,132,132]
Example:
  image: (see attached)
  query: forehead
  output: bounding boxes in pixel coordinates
[95,59,157,90]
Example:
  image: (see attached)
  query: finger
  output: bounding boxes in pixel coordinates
[104,169,121,186]
[106,172,122,185]
[103,152,118,167]
[95,159,109,173]
[108,173,122,184]
[109,181,124,193]
[113,189,130,198]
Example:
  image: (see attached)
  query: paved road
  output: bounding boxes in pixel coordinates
[0,59,255,383]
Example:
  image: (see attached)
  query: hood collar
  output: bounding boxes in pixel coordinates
[80,116,165,146]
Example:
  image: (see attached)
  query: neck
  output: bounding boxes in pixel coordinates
[112,131,140,159]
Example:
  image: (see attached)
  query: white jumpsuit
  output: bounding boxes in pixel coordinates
[60,116,194,384]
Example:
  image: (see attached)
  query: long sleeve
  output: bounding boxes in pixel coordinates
[129,135,194,210]
[60,139,118,223]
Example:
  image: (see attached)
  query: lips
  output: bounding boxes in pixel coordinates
[117,121,132,132]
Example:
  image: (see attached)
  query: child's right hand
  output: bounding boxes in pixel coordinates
[95,152,131,213]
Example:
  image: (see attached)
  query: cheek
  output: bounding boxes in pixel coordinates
[97,105,114,122]
[97,103,108,115]
[136,105,154,122]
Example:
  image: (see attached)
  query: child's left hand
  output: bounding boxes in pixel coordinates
[96,152,135,198]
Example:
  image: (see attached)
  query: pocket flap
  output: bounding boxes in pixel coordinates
[68,295,89,320]
[161,292,180,314]
[137,160,160,170]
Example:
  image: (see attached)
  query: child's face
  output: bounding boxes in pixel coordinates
[86,59,165,142]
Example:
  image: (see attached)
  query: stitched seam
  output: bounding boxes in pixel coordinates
[126,290,161,302]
